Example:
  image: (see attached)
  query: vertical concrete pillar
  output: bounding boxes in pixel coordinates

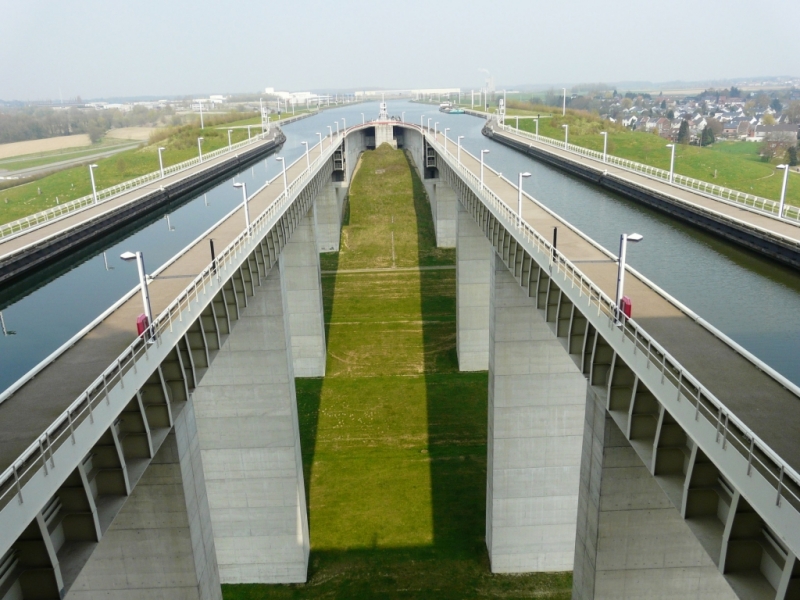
[424,180,457,248]
[192,264,310,584]
[486,252,586,573]
[456,202,491,371]
[68,400,221,600]
[281,209,327,377]
[573,387,737,599]
[315,183,341,252]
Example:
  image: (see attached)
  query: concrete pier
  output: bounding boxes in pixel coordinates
[486,252,587,573]
[424,180,457,248]
[281,211,327,378]
[68,400,221,599]
[191,263,310,584]
[456,201,491,371]
[573,387,736,599]
[315,184,343,252]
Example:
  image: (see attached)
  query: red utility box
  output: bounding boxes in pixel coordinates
[136,314,150,336]
[620,296,632,319]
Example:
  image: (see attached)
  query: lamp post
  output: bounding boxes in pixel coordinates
[534,118,539,141]
[327,126,333,146]
[421,115,425,131]
[227,129,233,149]
[518,172,531,225]
[434,122,439,138]
[247,125,251,140]
[666,144,676,183]
[335,122,339,138]
[232,182,251,232]
[276,157,288,194]
[600,132,608,163]
[427,117,432,132]
[777,164,790,218]
[444,128,450,155]
[157,147,165,178]
[562,88,566,116]
[89,164,99,204]
[317,132,323,158]
[120,251,154,338]
[401,111,405,123]
[361,112,365,125]
[341,118,346,134]
[480,149,490,189]
[199,100,204,129]
[197,137,204,163]
[301,141,310,168]
[615,233,644,323]
[562,124,569,149]
[457,135,464,163]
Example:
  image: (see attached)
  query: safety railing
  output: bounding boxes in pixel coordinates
[0,130,277,240]
[497,122,800,223]
[0,130,343,511]
[423,125,800,514]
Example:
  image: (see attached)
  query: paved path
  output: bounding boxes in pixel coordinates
[429,127,800,472]
[489,123,800,243]
[0,130,282,260]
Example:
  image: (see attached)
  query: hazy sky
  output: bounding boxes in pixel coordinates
[2,0,798,101]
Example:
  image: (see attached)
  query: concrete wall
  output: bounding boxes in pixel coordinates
[424,180,457,248]
[282,211,327,377]
[573,387,737,599]
[67,400,221,599]
[486,252,586,573]
[456,200,491,371]
[192,261,309,584]
[315,183,341,252]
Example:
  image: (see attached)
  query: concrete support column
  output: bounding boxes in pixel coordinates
[192,264,310,584]
[68,399,221,599]
[456,201,491,371]
[281,209,327,377]
[572,387,737,599]
[424,180,457,248]
[486,252,586,573]
[315,183,342,252]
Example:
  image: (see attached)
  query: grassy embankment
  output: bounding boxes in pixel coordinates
[0,113,261,226]
[444,100,800,206]
[223,145,572,599]
[0,138,136,173]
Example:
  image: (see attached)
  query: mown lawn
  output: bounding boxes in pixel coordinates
[222,145,572,599]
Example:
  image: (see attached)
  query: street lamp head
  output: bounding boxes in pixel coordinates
[233,182,244,189]
[276,157,284,162]
[600,131,607,136]
[120,251,137,261]
[458,135,464,140]
[89,164,98,169]
[521,172,531,178]
[627,233,644,243]
[158,147,165,151]
[562,124,568,129]
[482,149,490,155]
[666,144,674,148]
[198,137,204,142]
[777,164,787,170]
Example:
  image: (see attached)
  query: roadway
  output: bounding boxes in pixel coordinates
[428,126,800,474]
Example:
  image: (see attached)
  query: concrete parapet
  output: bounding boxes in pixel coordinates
[572,387,736,599]
[486,252,586,573]
[192,264,310,584]
[281,209,327,377]
[456,201,491,371]
[67,400,221,599]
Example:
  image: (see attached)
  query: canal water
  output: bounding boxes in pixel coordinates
[2,100,799,393]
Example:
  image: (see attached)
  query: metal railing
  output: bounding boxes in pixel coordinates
[423,125,800,515]
[0,130,342,511]
[0,131,276,241]
[497,122,800,223]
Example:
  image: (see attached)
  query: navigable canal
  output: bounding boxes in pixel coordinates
[2,100,800,393]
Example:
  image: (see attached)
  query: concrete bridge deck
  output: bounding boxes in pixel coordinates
[485,122,800,269]
[0,131,333,479]
[425,125,800,474]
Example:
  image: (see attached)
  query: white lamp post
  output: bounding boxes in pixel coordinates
[317,132,323,158]
[666,144,676,183]
[301,141,310,168]
[562,124,569,149]
[615,233,644,323]
[327,126,333,146]
[89,164,99,204]
[434,122,438,137]
[421,115,425,130]
[457,136,464,163]
[157,147,165,179]
[197,137,204,163]
[199,100,204,129]
[427,117,432,132]
[276,157,288,194]
[247,125,251,140]
[600,132,608,163]
[518,172,531,224]
[535,118,539,141]
[401,111,405,123]
[444,128,450,155]
[562,88,566,116]
[227,129,233,149]
[480,149,490,189]
[777,164,790,218]
[361,112,365,124]
[335,122,339,138]
[120,251,154,338]
[233,182,251,232]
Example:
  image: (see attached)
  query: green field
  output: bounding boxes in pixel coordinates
[0,138,136,172]
[0,118,259,226]
[222,145,572,599]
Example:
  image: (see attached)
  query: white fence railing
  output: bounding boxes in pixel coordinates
[0,128,347,511]
[422,125,800,517]
[0,130,277,241]
[497,122,800,223]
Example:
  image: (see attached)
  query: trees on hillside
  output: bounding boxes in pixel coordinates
[677,120,690,144]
